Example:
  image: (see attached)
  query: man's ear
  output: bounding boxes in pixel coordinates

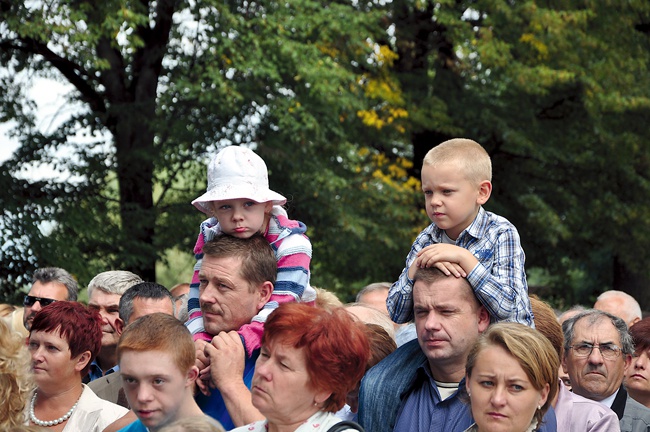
[257,281,274,310]
[561,355,568,375]
[115,318,125,336]
[623,353,632,372]
[477,180,492,205]
[477,306,490,333]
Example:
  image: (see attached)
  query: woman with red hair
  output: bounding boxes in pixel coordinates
[626,317,650,408]
[231,303,370,432]
[27,301,128,431]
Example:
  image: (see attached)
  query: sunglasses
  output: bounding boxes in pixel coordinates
[23,295,58,307]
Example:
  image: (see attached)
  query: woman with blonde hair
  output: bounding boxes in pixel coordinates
[0,319,34,429]
[464,323,558,432]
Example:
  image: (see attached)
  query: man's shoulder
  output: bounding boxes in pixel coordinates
[368,339,425,372]
[363,339,426,394]
[88,371,121,390]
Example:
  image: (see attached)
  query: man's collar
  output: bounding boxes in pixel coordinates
[609,385,627,419]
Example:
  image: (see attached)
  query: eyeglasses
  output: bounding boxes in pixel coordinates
[570,343,622,360]
[23,295,57,308]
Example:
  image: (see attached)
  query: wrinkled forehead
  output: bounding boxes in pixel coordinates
[572,316,622,344]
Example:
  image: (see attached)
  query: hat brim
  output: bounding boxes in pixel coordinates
[192,186,287,215]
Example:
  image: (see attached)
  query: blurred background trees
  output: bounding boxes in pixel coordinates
[1,0,649,308]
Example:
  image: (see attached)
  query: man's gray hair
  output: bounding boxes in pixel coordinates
[87,270,143,298]
[32,267,79,301]
[562,309,635,356]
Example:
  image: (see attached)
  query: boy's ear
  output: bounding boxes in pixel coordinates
[477,180,492,205]
[186,365,200,387]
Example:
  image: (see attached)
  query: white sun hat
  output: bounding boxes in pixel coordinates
[192,146,287,215]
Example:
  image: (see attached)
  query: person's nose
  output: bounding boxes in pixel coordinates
[634,353,648,370]
[136,384,154,403]
[31,346,45,362]
[424,312,442,331]
[98,311,110,324]
[587,346,605,365]
[490,385,507,407]
[428,193,442,208]
[255,360,272,381]
[31,301,43,314]
[231,205,244,221]
[199,285,217,305]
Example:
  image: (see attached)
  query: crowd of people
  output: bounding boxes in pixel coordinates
[2,140,650,432]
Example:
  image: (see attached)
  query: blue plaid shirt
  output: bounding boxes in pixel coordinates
[387,207,533,326]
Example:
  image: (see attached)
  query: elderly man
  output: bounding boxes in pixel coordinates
[86,270,143,382]
[89,282,175,408]
[23,267,78,331]
[193,234,275,430]
[594,290,643,328]
[562,309,650,431]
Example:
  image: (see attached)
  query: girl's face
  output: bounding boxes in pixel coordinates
[466,345,549,432]
[211,199,272,238]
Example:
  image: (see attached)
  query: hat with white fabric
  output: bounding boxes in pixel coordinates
[192,146,286,215]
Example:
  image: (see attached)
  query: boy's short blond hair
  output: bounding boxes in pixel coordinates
[423,138,492,185]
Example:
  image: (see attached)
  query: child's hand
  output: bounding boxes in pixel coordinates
[413,244,476,277]
[194,339,212,396]
[432,261,466,278]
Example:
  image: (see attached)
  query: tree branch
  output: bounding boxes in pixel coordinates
[0,38,106,114]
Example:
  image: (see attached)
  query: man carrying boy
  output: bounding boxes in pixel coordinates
[387,138,533,326]
[116,313,223,431]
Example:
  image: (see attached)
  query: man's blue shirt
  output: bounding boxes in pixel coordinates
[86,359,118,382]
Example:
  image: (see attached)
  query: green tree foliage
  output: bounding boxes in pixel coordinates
[384,0,650,307]
[0,0,421,300]
[2,0,650,308]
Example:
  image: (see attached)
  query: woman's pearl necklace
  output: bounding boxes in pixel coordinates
[29,391,81,427]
